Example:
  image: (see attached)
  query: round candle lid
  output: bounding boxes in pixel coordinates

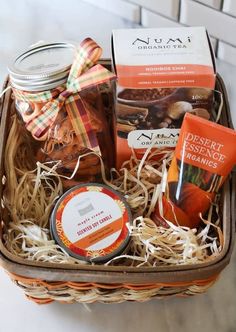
[50,183,132,263]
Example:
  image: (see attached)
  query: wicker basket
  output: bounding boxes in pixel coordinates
[0,72,235,304]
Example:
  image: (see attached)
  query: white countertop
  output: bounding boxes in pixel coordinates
[0,1,236,332]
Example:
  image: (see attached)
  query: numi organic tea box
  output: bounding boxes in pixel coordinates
[112,27,216,167]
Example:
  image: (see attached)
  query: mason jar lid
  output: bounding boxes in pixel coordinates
[50,183,132,263]
[8,42,76,91]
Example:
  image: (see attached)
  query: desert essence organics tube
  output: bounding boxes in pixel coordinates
[152,113,236,229]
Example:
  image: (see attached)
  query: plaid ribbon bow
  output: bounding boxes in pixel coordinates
[12,38,116,153]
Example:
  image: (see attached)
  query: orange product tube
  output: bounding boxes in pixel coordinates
[152,113,236,228]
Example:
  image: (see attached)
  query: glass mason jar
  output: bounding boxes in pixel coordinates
[8,42,115,189]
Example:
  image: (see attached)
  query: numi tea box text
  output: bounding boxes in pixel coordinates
[112,27,216,167]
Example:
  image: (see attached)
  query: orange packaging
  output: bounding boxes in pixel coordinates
[152,113,236,229]
[112,27,216,168]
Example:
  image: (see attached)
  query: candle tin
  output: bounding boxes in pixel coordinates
[50,183,132,263]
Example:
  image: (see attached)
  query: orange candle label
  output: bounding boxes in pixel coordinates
[51,184,131,262]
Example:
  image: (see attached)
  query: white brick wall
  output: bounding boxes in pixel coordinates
[218,41,236,65]
[194,0,222,9]
[141,8,181,28]
[82,0,236,66]
[180,0,236,45]
[129,0,180,20]
[82,0,140,24]
[223,0,236,17]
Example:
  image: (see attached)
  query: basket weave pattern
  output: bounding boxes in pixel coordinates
[9,272,218,304]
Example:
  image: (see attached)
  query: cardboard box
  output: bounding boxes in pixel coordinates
[112,27,216,167]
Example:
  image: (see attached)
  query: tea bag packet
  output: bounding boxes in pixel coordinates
[152,113,236,229]
[9,39,116,188]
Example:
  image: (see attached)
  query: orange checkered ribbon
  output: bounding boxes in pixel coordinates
[12,38,116,153]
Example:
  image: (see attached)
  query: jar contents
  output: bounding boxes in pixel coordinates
[8,39,116,189]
